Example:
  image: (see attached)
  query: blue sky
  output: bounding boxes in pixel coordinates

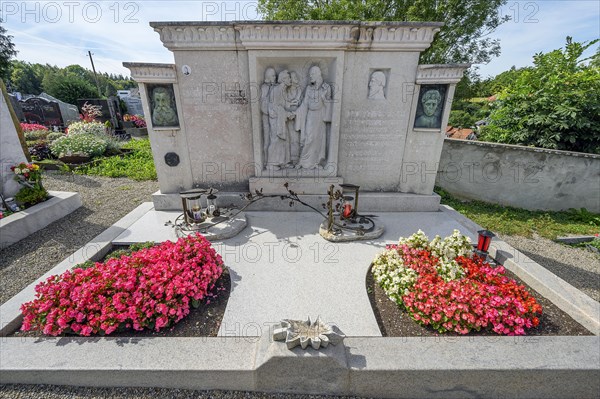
[1,0,599,79]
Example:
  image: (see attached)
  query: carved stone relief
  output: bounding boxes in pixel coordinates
[261,65,333,171]
[368,70,387,100]
[414,84,447,129]
[147,84,179,128]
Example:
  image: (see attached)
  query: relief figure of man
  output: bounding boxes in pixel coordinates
[285,71,302,167]
[266,70,294,170]
[368,71,386,100]
[294,66,332,169]
[260,67,276,165]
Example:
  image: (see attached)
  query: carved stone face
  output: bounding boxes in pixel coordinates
[369,73,384,90]
[281,73,291,86]
[309,66,321,84]
[421,89,442,117]
[423,98,439,117]
[154,91,170,110]
[264,68,276,84]
[290,72,299,85]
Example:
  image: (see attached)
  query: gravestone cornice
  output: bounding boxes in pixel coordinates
[416,64,471,84]
[149,21,443,51]
[122,63,177,83]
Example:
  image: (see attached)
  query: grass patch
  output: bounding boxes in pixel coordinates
[571,239,600,252]
[436,187,600,239]
[75,138,157,181]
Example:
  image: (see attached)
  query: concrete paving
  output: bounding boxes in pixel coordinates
[112,206,477,337]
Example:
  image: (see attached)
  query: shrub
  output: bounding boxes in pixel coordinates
[448,110,477,129]
[24,130,49,141]
[15,185,48,207]
[50,134,107,158]
[372,230,542,335]
[66,121,106,136]
[20,234,224,336]
[66,121,121,155]
[29,142,52,160]
[481,38,600,154]
[47,132,66,142]
[105,242,156,261]
[102,135,124,155]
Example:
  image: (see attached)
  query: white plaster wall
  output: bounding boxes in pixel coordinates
[437,139,600,212]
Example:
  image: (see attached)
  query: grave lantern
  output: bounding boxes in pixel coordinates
[476,229,495,257]
[206,193,219,217]
[342,196,354,219]
[181,189,207,224]
[339,183,360,217]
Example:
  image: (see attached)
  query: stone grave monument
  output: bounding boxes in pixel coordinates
[20,96,63,127]
[77,97,121,129]
[39,93,80,126]
[124,21,468,212]
[0,81,29,199]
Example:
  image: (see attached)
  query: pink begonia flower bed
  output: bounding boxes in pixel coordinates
[20,233,223,336]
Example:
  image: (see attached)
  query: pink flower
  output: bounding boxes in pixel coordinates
[19,234,223,337]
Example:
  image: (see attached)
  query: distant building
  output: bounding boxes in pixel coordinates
[446,126,477,140]
[117,90,131,99]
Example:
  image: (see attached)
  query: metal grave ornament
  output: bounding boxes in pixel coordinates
[166,188,247,241]
[273,316,345,350]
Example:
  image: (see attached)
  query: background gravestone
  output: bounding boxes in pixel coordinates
[39,93,80,126]
[7,94,24,122]
[19,97,64,127]
[118,88,145,116]
[77,97,120,128]
[1,81,29,198]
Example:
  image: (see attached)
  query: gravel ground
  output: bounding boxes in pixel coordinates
[0,386,376,399]
[1,172,599,398]
[499,234,600,302]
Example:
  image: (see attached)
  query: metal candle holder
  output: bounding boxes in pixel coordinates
[475,229,495,258]
[181,189,208,225]
[339,183,360,218]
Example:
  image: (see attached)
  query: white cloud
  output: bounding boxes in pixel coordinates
[2,0,598,78]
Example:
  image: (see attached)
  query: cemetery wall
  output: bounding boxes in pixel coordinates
[437,139,600,213]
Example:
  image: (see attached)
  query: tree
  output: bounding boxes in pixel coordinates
[480,38,600,154]
[0,18,18,80]
[42,70,97,105]
[257,0,509,64]
[9,61,44,94]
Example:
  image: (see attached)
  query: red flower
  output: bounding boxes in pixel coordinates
[383,245,542,336]
[20,234,224,336]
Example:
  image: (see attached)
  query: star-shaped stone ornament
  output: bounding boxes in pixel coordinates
[272,316,345,350]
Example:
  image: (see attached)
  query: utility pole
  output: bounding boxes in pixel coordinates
[87,51,102,97]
